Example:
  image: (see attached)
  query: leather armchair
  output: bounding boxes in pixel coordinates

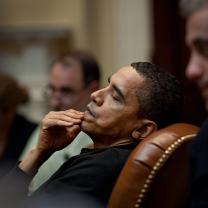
[108,123,199,208]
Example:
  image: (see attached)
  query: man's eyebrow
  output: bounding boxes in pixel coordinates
[193,38,208,46]
[194,37,208,43]
[108,76,125,101]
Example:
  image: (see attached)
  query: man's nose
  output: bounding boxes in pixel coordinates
[91,89,104,106]
[186,54,204,81]
[50,95,61,107]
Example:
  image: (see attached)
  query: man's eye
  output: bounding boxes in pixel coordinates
[194,39,208,57]
[61,88,73,94]
[112,94,120,101]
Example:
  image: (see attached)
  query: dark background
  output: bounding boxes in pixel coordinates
[152,0,206,126]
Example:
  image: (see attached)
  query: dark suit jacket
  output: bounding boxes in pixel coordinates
[0,113,37,177]
[189,118,208,207]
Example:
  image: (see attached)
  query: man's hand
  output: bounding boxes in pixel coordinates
[37,109,84,155]
[19,109,84,175]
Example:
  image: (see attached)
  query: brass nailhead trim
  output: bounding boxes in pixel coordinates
[134,134,196,207]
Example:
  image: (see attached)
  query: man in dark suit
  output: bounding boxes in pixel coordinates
[180,0,208,207]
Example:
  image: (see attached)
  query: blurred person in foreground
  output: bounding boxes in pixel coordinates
[1,62,184,207]
[0,73,37,177]
[180,0,208,207]
[21,50,100,191]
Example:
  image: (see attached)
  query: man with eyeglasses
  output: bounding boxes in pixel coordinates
[45,51,100,112]
[21,50,100,192]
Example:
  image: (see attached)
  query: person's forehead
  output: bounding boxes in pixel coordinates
[186,7,208,43]
[49,63,83,86]
[111,65,145,93]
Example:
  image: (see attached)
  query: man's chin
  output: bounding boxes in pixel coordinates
[81,120,94,136]
[80,120,88,132]
[51,107,62,111]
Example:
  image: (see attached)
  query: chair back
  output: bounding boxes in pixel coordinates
[108,123,199,208]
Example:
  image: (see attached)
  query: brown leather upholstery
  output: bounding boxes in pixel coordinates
[108,123,199,208]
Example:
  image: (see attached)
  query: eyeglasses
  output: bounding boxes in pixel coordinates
[43,85,85,98]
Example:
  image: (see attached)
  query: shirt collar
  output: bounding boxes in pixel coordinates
[80,141,139,154]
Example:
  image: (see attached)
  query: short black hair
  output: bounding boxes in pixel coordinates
[51,50,101,87]
[179,0,208,17]
[131,62,184,129]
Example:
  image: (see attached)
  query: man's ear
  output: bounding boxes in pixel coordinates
[131,119,157,140]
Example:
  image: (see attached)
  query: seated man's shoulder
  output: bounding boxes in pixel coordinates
[64,144,135,176]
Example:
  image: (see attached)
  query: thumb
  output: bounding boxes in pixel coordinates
[66,125,81,140]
